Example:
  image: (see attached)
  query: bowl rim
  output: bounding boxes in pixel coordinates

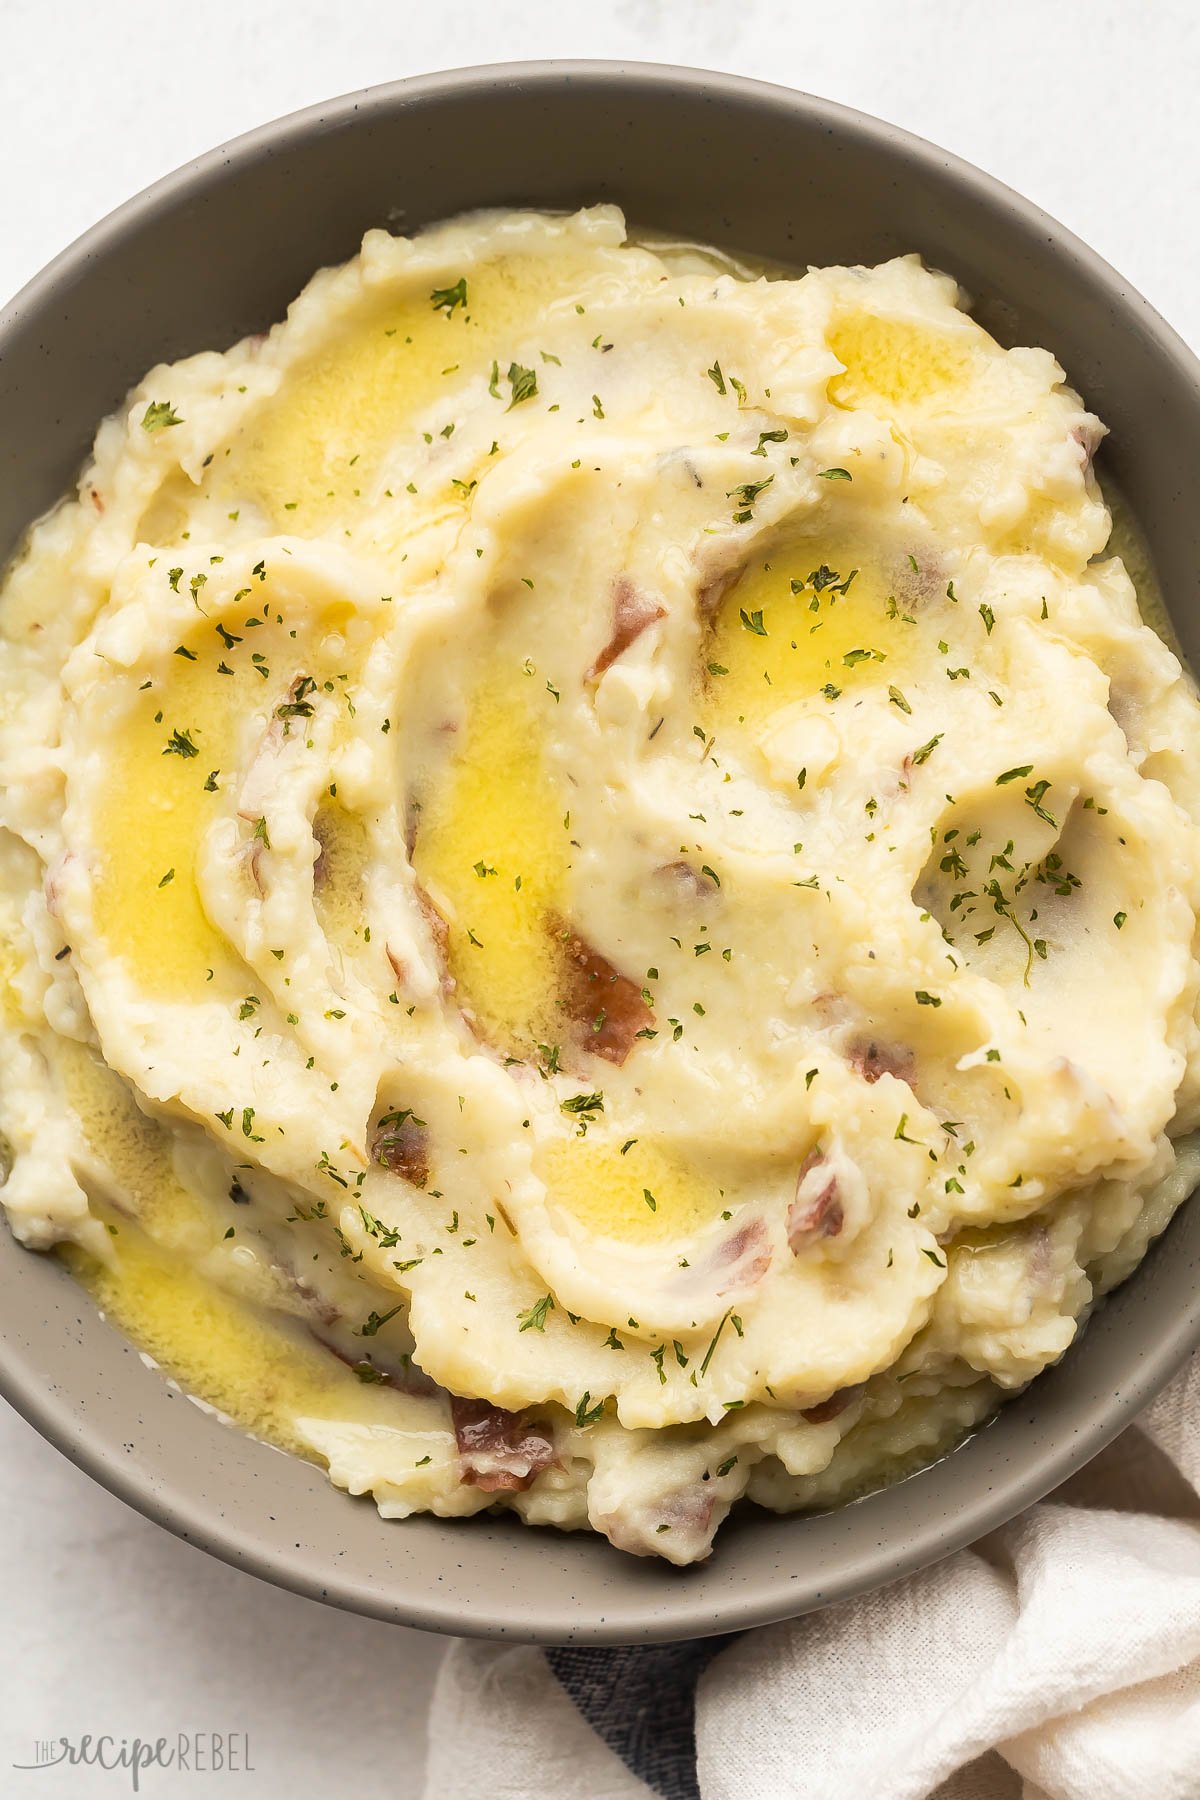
[3,57,1200,1645]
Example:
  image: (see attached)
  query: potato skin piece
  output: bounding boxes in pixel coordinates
[451,1397,556,1492]
[553,918,652,1065]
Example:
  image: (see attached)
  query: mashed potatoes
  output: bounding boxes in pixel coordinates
[2,206,1199,1563]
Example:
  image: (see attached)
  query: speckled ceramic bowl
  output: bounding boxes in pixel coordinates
[2,62,1199,1645]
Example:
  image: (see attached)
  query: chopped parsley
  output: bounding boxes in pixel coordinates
[518,1293,555,1333]
[560,1091,604,1120]
[358,1301,405,1337]
[1024,778,1057,827]
[728,476,773,523]
[506,362,538,408]
[430,277,467,315]
[699,1308,733,1377]
[276,675,317,725]
[141,401,182,432]
[162,728,199,759]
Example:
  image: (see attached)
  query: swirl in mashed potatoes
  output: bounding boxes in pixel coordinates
[2,206,1199,1563]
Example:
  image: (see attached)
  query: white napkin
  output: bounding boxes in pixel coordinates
[423,1352,1200,1800]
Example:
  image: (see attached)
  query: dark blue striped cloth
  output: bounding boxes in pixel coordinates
[546,1640,736,1800]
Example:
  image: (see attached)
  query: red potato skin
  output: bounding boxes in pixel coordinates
[385,883,454,1001]
[713,1216,773,1293]
[388,882,458,1002]
[669,1214,773,1308]
[801,1383,865,1425]
[847,1039,915,1086]
[415,883,451,969]
[695,536,751,620]
[1072,421,1103,473]
[370,1112,429,1188]
[595,1484,718,1560]
[450,1397,556,1492]
[788,1149,844,1253]
[658,860,719,899]
[585,575,666,682]
[553,920,653,1064]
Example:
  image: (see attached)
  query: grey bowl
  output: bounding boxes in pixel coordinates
[3,61,1199,1646]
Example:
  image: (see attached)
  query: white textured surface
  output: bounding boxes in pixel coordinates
[1,2,1197,1794]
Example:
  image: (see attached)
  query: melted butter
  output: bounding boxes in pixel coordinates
[53,1047,408,1454]
[1103,480,1181,654]
[90,598,354,1000]
[0,936,25,1027]
[537,1134,731,1244]
[829,314,980,410]
[61,1212,395,1458]
[312,803,372,958]
[411,664,569,1054]
[91,657,237,996]
[705,525,921,737]
[56,1037,215,1252]
[212,249,613,530]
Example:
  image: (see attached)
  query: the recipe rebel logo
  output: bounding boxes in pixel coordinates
[12,1733,254,1790]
